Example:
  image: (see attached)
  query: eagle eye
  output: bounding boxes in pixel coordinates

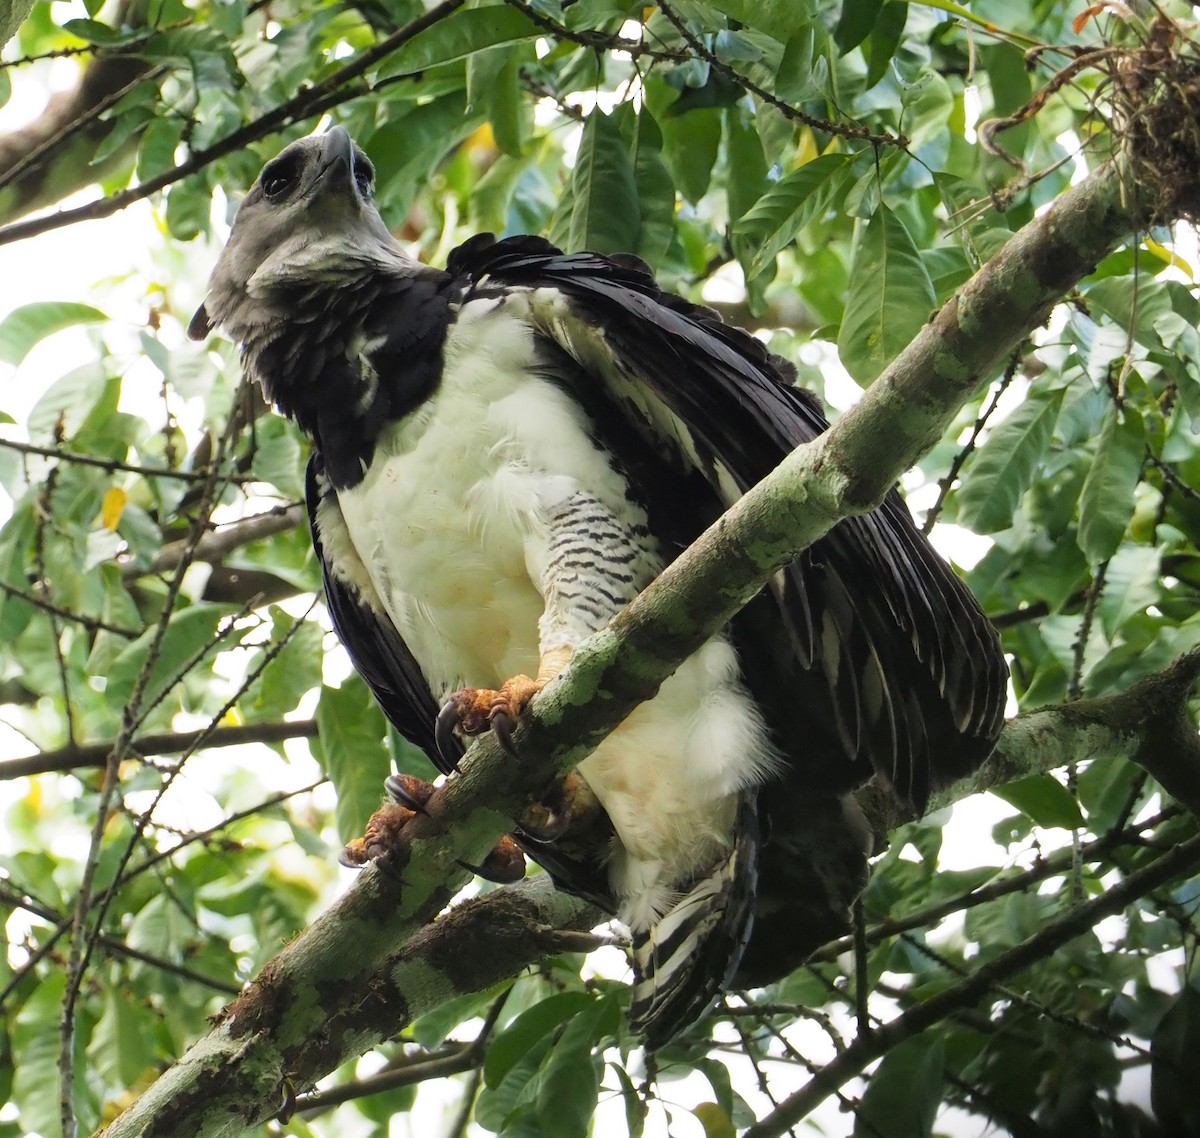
[353,157,375,198]
[261,158,299,202]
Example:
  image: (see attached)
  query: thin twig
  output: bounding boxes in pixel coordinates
[294,987,510,1117]
[806,805,1182,963]
[0,719,319,780]
[58,400,244,1136]
[502,0,686,63]
[0,781,324,1010]
[656,0,905,147]
[89,598,319,934]
[897,932,1159,1063]
[742,832,1200,1138]
[0,884,240,998]
[125,502,304,579]
[922,350,1023,534]
[0,578,141,638]
[0,436,237,483]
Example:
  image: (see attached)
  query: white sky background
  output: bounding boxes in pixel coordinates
[0,17,1171,1138]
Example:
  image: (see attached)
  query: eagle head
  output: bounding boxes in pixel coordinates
[187,127,416,347]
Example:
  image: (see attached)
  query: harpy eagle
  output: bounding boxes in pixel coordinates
[190,127,1007,1046]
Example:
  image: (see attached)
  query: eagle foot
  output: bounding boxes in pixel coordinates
[435,674,543,764]
[519,770,601,844]
[339,801,415,868]
[455,834,526,884]
[384,771,434,815]
[340,774,528,885]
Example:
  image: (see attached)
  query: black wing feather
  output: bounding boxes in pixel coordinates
[306,454,462,774]
[452,235,1006,809]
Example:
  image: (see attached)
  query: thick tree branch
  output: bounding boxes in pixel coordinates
[120,503,305,581]
[98,874,597,1138]
[99,114,1193,1137]
[856,648,1200,838]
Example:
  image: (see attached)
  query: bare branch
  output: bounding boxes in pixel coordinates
[0,436,235,483]
[122,503,304,581]
[0,719,319,780]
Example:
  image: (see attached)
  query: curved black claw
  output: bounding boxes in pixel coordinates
[384,774,430,815]
[436,698,465,769]
[518,806,570,844]
[490,708,518,756]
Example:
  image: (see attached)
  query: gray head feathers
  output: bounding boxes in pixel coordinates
[188,127,416,344]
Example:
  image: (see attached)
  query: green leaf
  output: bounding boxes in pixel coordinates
[661,105,721,206]
[733,153,852,279]
[240,608,323,725]
[835,0,884,52]
[165,178,212,241]
[992,774,1086,831]
[775,25,817,102]
[534,1006,604,1138]
[864,1,906,89]
[63,16,131,44]
[484,991,595,1088]
[411,985,510,1050]
[707,0,815,43]
[956,387,1067,533]
[560,111,640,254]
[313,675,390,842]
[1152,984,1200,1134]
[854,1034,944,1138]
[12,972,69,1138]
[692,1103,736,1138]
[620,105,675,265]
[388,5,540,73]
[0,504,36,642]
[1097,544,1161,639]
[475,1034,555,1130]
[837,204,936,384]
[613,1065,647,1138]
[368,93,485,219]
[723,104,768,230]
[250,415,306,499]
[137,118,183,182]
[467,43,530,158]
[900,68,953,147]
[0,301,107,366]
[1077,405,1144,564]
[89,980,159,1088]
[107,602,234,715]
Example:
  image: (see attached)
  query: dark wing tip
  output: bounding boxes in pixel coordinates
[187,303,213,341]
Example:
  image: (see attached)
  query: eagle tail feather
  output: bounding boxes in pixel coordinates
[629,796,760,1048]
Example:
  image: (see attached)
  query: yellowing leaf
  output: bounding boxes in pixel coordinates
[466,122,497,154]
[693,1102,736,1138]
[1144,238,1192,278]
[100,487,127,531]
